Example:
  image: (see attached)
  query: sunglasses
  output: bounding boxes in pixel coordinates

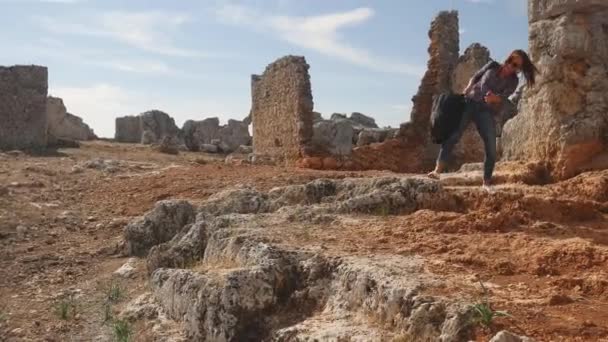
[507,60,522,70]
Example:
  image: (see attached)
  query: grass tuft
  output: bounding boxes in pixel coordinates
[106,282,124,303]
[113,319,132,342]
[471,280,513,328]
[54,298,76,320]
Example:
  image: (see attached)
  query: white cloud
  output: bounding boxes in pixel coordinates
[459,28,467,35]
[216,5,424,77]
[36,11,208,57]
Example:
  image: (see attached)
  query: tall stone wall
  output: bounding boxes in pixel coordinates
[350,11,460,172]
[47,96,96,144]
[251,56,314,163]
[0,65,48,150]
[115,116,142,143]
[501,0,608,179]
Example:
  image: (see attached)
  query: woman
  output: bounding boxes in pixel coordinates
[427,49,538,193]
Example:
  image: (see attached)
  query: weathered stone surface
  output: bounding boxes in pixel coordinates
[251,56,314,163]
[124,200,196,256]
[115,116,141,143]
[356,128,398,147]
[132,176,471,341]
[46,97,96,145]
[349,112,378,128]
[115,110,181,145]
[154,136,180,155]
[311,120,354,156]
[489,330,535,342]
[0,65,48,150]
[140,110,181,145]
[312,111,323,122]
[182,118,220,151]
[501,0,608,179]
[217,119,251,153]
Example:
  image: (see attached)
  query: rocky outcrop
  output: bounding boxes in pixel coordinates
[501,0,608,179]
[123,177,476,341]
[124,200,196,257]
[182,118,220,151]
[356,128,398,147]
[183,118,251,153]
[311,120,354,156]
[250,56,314,163]
[115,110,181,145]
[0,65,48,150]
[217,120,251,152]
[140,110,181,145]
[115,116,141,143]
[46,96,96,145]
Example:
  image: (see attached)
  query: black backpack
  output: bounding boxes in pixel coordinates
[430,93,467,144]
[429,61,500,144]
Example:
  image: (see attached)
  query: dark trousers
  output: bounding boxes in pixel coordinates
[437,100,497,181]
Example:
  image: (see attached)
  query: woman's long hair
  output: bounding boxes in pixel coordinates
[506,50,539,86]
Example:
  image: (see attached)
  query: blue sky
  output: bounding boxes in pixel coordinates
[0,0,528,138]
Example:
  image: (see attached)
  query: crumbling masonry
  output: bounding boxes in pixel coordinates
[501,0,608,179]
[0,65,48,150]
[250,56,314,164]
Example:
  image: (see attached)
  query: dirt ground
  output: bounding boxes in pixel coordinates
[1,141,607,341]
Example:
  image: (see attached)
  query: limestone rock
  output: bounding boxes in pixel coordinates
[311,120,354,156]
[217,119,251,153]
[489,330,535,342]
[200,144,218,153]
[155,136,180,155]
[46,97,96,145]
[501,0,608,179]
[312,111,323,122]
[356,128,397,147]
[349,112,378,128]
[124,200,196,256]
[114,258,137,278]
[182,118,220,151]
[115,110,181,145]
[0,65,48,150]
[115,116,141,143]
[140,110,181,145]
[251,56,314,162]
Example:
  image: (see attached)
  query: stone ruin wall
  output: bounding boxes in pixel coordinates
[501,0,608,179]
[251,56,314,164]
[47,96,97,145]
[115,110,181,145]
[0,65,48,151]
[115,116,143,143]
[349,11,460,172]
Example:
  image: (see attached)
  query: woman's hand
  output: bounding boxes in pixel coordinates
[484,91,502,105]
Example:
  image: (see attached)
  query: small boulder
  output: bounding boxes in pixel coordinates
[124,200,196,256]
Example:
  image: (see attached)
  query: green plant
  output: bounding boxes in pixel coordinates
[103,302,114,324]
[113,319,132,342]
[471,280,512,328]
[0,310,7,322]
[107,282,124,303]
[54,298,76,320]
